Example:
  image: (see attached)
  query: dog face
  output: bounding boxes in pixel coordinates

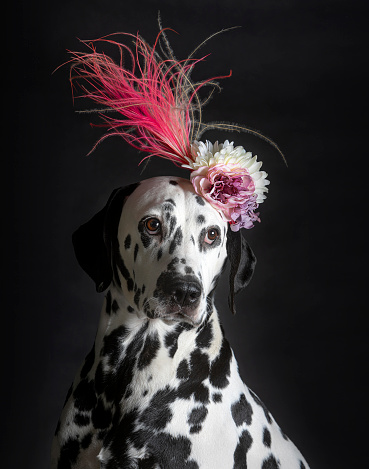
[116,177,228,325]
[73,176,256,326]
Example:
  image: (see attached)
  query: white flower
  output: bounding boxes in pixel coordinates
[182,140,270,203]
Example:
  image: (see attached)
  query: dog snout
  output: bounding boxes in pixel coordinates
[157,273,202,308]
[170,279,202,307]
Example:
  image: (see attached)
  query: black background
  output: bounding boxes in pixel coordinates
[5,1,367,468]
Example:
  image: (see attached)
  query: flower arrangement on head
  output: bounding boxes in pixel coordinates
[67,24,283,231]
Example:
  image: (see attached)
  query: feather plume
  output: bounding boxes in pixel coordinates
[67,28,285,164]
[68,30,231,165]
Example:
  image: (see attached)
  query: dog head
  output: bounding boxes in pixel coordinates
[73,176,256,325]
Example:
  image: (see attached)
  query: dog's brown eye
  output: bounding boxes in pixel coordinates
[204,228,219,244]
[145,217,161,234]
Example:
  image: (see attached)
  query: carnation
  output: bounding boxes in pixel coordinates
[184,140,269,231]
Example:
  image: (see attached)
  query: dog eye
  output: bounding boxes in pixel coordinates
[145,217,161,235]
[204,228,220,244]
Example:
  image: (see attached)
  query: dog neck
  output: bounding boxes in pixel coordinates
[92,285,227,403]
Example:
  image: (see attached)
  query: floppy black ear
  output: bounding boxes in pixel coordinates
[226,228,257,315]
[72,183,139,293]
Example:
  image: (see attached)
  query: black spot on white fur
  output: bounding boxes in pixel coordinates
[139,386,175,430]
[188,405,208,433]
[262,454,280,469]
[137,331,160,369]
[231,393,253,426]
[169,227,183,254]
[164,327,181,358]
[165,198,176,206]
[233,429,253,469]
[209,337,232,389]
[134,243,139,261]
[195,194,205,205]
[74,412,89,426]
[195,321,213,348]
[169,215,177,236]
[115,247,134,291]
[138,218,153,248]
[185,266,194,274]
[124,234,131,249]
[177,359,190,379]
[157,247,163,260]
[263,427,272,447]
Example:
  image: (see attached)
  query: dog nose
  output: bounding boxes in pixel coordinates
[171,280,202,307]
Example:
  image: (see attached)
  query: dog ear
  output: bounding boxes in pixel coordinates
[226,228,257,315]
[72,183,139,292]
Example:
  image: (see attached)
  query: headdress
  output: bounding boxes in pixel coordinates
[67,27,283,231]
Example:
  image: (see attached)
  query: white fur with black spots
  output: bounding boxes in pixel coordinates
[51,176,309,469]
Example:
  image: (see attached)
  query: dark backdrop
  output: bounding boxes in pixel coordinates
[5,1,367,468]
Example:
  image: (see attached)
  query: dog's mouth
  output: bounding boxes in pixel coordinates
[143,298,204,326]
[162,308,203,326]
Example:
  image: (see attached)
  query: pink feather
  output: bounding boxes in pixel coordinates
[68,30,231,165]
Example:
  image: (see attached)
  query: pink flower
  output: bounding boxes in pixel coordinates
[190,163,260,231]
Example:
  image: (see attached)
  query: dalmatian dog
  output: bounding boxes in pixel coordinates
[51,176,309,469]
